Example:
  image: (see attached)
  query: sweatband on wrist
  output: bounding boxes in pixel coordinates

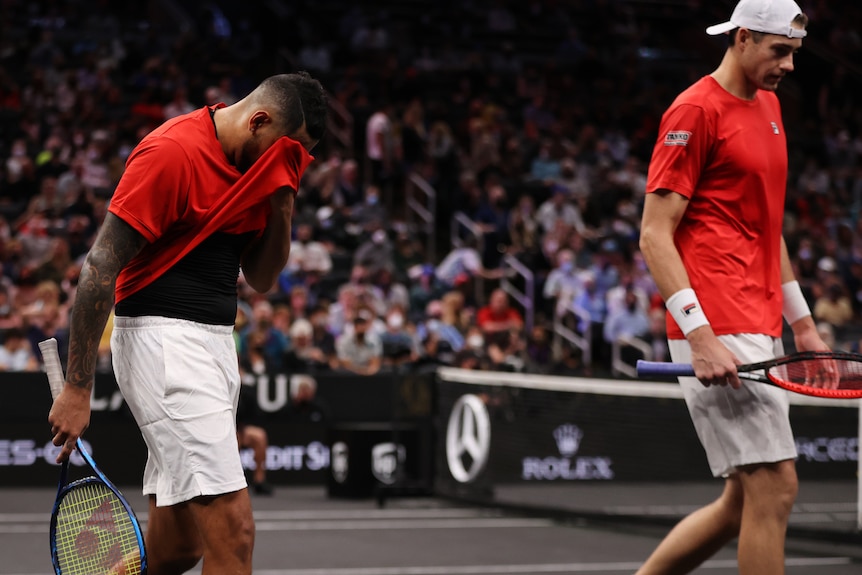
[782,280,811,325]
[666,288,710,336]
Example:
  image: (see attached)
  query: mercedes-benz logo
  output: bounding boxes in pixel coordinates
[446,394,491,483]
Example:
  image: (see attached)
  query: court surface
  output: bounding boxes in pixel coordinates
[1,484,860,575]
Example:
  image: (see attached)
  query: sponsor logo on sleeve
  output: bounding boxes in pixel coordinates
[770,122,780,135]
[664,131,691,146]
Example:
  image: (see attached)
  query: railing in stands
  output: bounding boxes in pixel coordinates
[611,336,653,379]
[552,299,592,367]
[450,211,485,303]
[406,172,436,263]
[501,254,534,333]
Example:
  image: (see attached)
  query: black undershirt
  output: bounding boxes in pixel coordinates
[116,231,255,325]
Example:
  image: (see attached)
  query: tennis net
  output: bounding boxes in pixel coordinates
[434,368,862,537]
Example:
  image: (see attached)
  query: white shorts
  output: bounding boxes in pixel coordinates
[669,333,796,478]
[111,316,246,506]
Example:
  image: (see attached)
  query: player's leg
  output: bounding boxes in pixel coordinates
[736,459,797,575]
[239,424,270,487]
[187,490,255,575]
[144,497,204,575]
[634,476,742,575]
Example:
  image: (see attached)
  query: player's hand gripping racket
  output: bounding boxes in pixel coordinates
[637,351,862,399]
[40,338,147,575]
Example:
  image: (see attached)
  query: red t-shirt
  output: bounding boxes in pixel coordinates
[646,76,787,339]
[110,106,311,304]
[476,307,523,331]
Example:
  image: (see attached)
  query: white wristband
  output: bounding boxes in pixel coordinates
[782,280,811,325]
[666,288,710,336]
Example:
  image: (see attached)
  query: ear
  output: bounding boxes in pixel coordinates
[737,28,753,49]
[248,110,272,133]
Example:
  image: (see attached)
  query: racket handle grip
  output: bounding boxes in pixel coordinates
[637,360,696,378]
[39,338,66,400]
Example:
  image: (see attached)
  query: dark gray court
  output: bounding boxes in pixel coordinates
[1,483,860,575]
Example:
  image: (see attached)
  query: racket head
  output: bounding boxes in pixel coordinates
[762,351,862,399]
[50,476,146,575]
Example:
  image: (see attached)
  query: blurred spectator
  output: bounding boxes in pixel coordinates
[284,318,329,372]
[543,248,583,311]
[284,222,333,277]
[476,289,523,337]
[285,374,330,423]
[486,329,525,372]
[536,185,586,236]
[241,300,288,372]
[236,381,274,496]
[508,194,540,259]
[380,307,419,367]
[408,264,442,316]
[525,325,552,373]
[0,327,39,371]
[375,266,409,313]
[418,299,464,354]
[334,307,382,375]
[288,285,311,322]
[603,286,650,344]
[813,283,854,328]
[353,226,394,277]
[365,102,397,192]
[163,86,195,120]
[436,235,503,290]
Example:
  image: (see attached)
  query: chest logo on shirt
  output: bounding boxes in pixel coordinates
[664,131,691,146]
[770,122,780,135]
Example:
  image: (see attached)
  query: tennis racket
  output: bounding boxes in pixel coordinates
[637,350,862,399]
[40,338,147,575]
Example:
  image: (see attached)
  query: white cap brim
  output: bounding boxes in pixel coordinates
[706,21,737,35]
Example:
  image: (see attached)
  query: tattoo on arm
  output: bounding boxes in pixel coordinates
[66,214,147,390]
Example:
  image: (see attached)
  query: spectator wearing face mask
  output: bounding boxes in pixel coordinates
[543,249,583,311]
[380,307,419,366]
[354,226,395,279]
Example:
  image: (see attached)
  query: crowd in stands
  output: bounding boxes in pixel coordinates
[1,0,861,379]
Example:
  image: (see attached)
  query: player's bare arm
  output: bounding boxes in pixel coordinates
[779,236,830,355]
[49,213,147,462]
[241,186,296,292]
[640,190,740,387]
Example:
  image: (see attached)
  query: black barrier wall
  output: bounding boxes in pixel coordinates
[0,371,435,488]
[434,380,860,498]
[3,371,857,491]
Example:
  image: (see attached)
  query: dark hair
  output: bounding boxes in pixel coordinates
[285,71,328,141]
[256,75,306,136]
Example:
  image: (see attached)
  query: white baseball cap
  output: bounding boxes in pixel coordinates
[706,0,807,39]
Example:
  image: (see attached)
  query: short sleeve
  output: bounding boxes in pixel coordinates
[463,249,482,273]
[108,138,191,243]
[646,103,712,199]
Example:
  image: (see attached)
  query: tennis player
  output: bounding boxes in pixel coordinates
[637,1,829,573]
[48,72,327,575]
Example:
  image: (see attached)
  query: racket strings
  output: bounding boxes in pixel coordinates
[54,482,142,575]
[768,358,862,391]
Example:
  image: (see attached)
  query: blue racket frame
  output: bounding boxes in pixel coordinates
[49,438,148,575]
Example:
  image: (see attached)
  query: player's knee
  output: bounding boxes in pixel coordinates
[741,462,798,517]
